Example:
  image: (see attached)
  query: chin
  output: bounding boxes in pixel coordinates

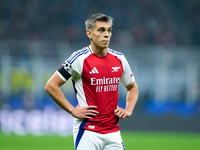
[102,46,109,50]
[96,43,109,50]
[102,43,109,48]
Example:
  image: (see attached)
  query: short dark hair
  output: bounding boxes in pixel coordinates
[85,13,113,30]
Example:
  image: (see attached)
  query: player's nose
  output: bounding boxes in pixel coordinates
[104,31,110,37]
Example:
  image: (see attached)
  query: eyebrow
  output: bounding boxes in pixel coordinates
[97,26,112,30]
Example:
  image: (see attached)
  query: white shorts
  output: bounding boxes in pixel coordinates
[73,129,125,150]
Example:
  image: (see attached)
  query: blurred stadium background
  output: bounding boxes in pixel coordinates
[0,0,200,137]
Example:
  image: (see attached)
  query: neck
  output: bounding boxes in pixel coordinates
[90,44,108,57]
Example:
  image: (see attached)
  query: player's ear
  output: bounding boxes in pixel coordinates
[86,29,92,40]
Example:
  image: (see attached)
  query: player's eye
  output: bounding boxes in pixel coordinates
[107,28,112,33]
[98,28,105,32]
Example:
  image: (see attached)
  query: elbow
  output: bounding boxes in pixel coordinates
[44,82,52,93]
[44,84,49,93]
[44,81,60,94]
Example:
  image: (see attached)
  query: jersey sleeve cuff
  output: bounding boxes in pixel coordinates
[56,70,67,82]
[121,74,135,86]
[56,66,72,82]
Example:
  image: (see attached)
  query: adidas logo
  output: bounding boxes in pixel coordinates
[89,67,99,74]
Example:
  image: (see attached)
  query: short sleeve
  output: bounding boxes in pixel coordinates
[120,56,135,86]
[57,60,72,81]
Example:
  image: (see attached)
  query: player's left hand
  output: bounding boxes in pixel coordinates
[114,107,132,120]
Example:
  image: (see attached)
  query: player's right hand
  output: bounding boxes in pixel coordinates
[71,105,98,119]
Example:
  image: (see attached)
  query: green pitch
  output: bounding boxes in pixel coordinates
[0,131,200,150]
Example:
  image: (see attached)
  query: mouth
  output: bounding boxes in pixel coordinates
[102,40,109,44]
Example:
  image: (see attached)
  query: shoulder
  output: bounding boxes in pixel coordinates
[108,48,127,61]
[68,46,93,64]
[108,48,124,56]
[108,48,130,66]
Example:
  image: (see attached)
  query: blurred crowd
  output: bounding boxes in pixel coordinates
[0,0,199,46]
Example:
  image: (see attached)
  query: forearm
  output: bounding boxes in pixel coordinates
[45,84,75,114]
[125,82,139,116]
[45,72,98,119]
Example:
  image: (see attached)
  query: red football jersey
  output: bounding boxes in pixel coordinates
[57,46,135,134]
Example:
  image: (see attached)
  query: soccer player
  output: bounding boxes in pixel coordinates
[45,13,139,150]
